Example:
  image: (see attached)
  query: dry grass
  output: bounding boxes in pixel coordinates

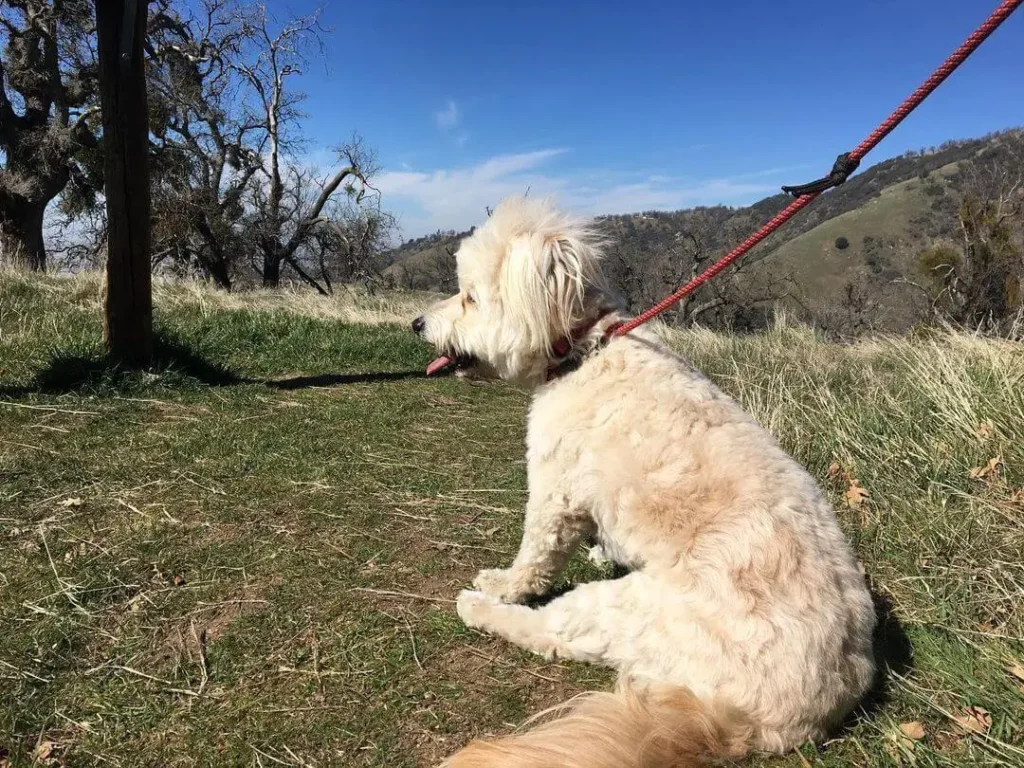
[0,267,431,326]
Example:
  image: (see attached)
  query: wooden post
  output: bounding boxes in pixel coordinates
[95,0,153,366]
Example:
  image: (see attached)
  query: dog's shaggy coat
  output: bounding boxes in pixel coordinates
[414,197,877,767]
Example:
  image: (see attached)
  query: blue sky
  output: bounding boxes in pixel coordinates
[281,0,1023,239]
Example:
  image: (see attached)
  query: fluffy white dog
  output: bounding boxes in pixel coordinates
[413,197,876,767]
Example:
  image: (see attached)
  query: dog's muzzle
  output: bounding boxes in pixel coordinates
[412,316,476,377]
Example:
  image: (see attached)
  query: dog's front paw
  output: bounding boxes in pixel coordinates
[472,568,526,602]
[456,589,502,630]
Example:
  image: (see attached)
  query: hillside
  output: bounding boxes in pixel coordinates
[2,272,1023,765]
[386,130,1023,334]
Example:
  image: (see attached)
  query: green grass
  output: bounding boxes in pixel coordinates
[2,272,1023,766]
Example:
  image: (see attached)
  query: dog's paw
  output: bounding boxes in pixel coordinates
[472,568,524,602]
[456,589,502,630]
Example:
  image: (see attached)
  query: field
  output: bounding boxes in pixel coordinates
[1,271,1023,766]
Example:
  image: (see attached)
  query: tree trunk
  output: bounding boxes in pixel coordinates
[208,257,232,291]
[96,0,153,367]
[262,250,281,287]
[195,220,232,290]
[0,201,47,271]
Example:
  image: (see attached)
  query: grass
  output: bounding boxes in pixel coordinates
[1,271,1023,767]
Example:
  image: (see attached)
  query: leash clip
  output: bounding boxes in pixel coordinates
[782,152,861,197]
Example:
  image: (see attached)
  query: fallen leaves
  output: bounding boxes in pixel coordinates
[845,479,870,509]
[890,719,926,759]
[826,461,871,517]
[59,497,84,508]
[31,740,57,764]
[898,721,926,741]
[951,705,992,735]
[974,421,994,441]
[969,456,1003,481]
[1006,660,1024,692]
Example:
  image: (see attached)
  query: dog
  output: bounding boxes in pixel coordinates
[412,197,876,767]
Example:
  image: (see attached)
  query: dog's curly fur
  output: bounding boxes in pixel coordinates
[414,197,877,767]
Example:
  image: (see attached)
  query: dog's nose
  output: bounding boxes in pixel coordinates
[411,316,426,335]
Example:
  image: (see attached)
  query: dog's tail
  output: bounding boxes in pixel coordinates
[441,681,751,768]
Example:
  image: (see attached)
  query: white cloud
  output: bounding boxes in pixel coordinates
[377,149,784,238]
[434,100,461,131]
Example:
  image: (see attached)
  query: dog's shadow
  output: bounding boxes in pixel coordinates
[857,588,914,715]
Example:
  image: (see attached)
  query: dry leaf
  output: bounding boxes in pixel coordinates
[899,721,926,740]
[172,574,186,587]
[32,739,55,761]
[59,497,84,508]
[975,422,994,440]
[1006,660,1024,692]
[827,461,842,479]
[845,479,870,509]
[969,456,1002,480]
[951,705,991,734]
[482,525,501,538]
[977,617,1001,633]
[932,730,963,751]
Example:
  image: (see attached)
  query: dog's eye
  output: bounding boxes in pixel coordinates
[465,293,476,305]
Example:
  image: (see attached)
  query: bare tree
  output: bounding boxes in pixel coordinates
[145,0,264,289]
[606,208,799,329]
[316,194,397,291]
[0,0,99,270]
[229,5,377,290]
[139,1,386,293]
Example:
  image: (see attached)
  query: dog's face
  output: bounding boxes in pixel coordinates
[413,198,605,384]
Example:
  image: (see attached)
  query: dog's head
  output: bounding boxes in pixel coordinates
[413,197,608,384]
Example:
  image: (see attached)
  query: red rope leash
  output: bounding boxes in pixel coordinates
[609,0,1023,339]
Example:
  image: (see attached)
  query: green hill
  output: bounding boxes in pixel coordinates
[385,130,1022,334]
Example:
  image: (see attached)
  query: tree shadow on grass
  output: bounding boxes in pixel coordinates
[265,370,425,389]
[0,334,241,396]
[0,333,427,397]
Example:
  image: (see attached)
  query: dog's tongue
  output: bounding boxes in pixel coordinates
[425,355,455,377]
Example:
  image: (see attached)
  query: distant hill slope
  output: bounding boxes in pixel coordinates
[384,130,1022,333]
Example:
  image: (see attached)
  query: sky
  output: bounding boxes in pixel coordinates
[275,0,1024,239]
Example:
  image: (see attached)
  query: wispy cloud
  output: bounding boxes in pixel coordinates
[377,149,786,238]
[434,100,461,131]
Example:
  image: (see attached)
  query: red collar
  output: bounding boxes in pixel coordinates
[547,311,619,380]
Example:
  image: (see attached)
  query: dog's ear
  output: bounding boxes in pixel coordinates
[503,231,597,350]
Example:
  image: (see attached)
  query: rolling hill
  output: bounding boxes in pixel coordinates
[384,129,1023,334]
